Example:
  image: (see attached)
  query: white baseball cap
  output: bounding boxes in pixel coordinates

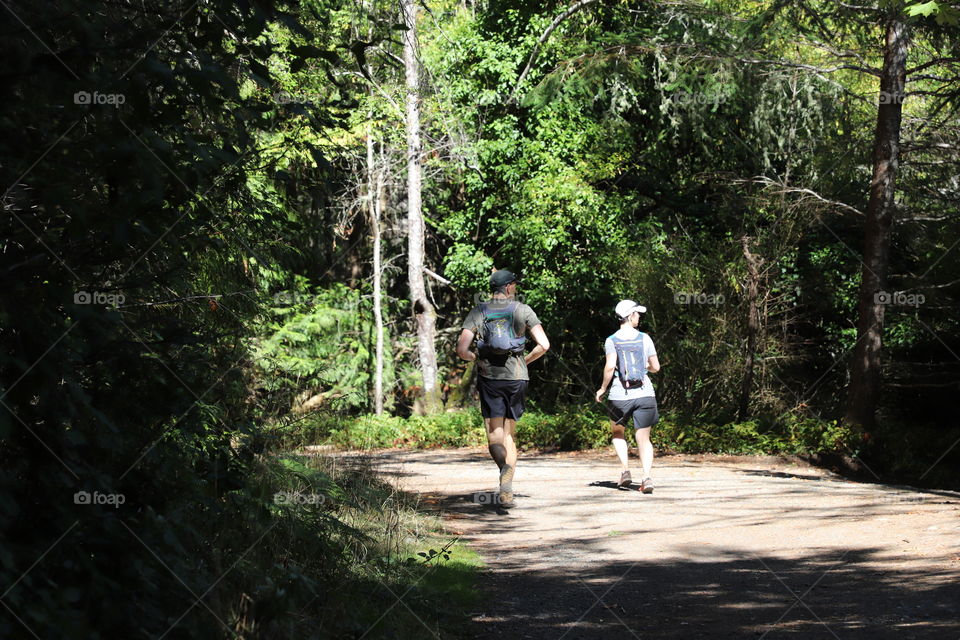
[615,299,647,318]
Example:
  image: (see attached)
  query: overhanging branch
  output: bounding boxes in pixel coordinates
[507,0,599,104]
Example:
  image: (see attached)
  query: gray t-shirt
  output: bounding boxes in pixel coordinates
[604,329,657,400]
[462,299,541,380]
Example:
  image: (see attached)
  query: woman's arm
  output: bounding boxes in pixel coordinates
[595,351,617,402]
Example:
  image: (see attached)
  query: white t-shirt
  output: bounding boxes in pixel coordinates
[604,329,657,400]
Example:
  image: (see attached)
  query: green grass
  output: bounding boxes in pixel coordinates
[218,451,483,638]
[425,540,484,608]
[327,539,481,639]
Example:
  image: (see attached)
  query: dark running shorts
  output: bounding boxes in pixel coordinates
[478,377,528,420]
[608,397,659,430]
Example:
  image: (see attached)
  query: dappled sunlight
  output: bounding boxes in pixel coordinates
[369,449,960,638]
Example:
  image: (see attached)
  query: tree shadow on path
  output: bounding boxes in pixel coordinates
[467,546,960,639]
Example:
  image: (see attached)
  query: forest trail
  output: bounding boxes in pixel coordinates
[353,448,960,639]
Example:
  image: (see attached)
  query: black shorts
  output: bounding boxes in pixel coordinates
[608,397,659,430]
[478,377,528,420]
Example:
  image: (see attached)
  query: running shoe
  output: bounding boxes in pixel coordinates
[618,470,632,488]
[640,477,654,494]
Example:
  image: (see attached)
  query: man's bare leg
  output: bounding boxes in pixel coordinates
[485,416,517,504]
[503,417,517,471]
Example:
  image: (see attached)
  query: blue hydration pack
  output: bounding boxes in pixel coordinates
[610,333,647,389]
[477,301,526,355]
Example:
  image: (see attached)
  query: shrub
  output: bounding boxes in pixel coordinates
[515,407,610,450]
[309,409,488,449]
[651,414,861,455]
[277,407,866,460]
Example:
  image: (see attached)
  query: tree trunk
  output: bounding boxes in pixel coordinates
[845,14,909,434]
[402,0,442,414]
[367,126,385,415]
[446,360,475,409]
[739,236,763,422]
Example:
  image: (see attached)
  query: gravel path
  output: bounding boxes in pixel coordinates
[359,448,960,639]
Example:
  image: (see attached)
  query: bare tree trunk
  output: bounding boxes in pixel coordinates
[402,0,442,414]
[739,236,764,422]
[846,14,909,434]
[367,126,385,415]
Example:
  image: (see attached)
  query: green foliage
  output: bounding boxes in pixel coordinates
[297,408,488,449]
[238,452,480,637]
[904,0,960,23]
[515,408,612,450]
[252,283,396,414]
[293,408,861,458]
[0,0,450,636]
[652,415,860,455]
[419,0,959,450]
[5,0,960,633]
[288,407,612,452]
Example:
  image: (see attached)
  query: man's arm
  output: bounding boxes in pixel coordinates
[524,323,550,365]
[455,329,476,362]
[595,351,617,402]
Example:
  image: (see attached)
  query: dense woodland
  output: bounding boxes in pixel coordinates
[2,0,959,636]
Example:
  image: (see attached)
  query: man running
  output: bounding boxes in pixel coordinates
[595,300,661,494]
[456,270,550,507]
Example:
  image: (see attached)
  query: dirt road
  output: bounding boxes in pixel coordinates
[362,448,960,639]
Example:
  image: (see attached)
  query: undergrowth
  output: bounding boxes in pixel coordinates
[275,407,861,456]
[234,453,481,638]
